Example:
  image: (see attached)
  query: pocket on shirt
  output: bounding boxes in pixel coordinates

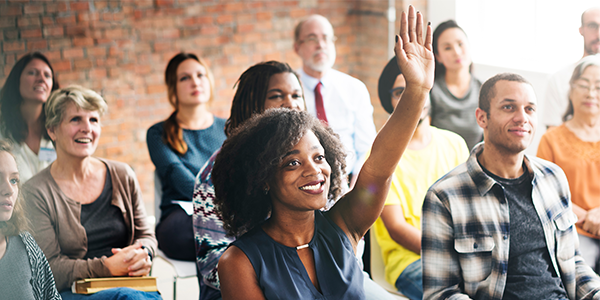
[454,235,495,282]
[553,210,577,261]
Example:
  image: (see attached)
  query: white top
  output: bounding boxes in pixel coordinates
[298,68,377,175]
[0,132,56,183]
[542,62,577,128]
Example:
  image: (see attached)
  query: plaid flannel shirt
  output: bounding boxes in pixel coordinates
[422,143,600,300]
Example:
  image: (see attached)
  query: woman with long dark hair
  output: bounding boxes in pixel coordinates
[0,52,60,182]
[430,20,482,150]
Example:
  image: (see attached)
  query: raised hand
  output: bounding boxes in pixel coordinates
[394,5,434,90]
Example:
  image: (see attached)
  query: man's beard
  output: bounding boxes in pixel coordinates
[306,50,336,72]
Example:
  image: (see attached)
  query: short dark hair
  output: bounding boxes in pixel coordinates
[225,61,301,137]
[479,73,531,114]
[0,140,29,236]
[213,109,346,236]
[432,20,472,79]
[0,52,59,143]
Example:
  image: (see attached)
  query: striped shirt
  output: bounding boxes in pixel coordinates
[422,143,600,300]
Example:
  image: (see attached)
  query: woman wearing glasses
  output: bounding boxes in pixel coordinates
[537,55,600,272]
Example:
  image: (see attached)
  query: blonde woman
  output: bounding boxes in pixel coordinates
[23,86,159,299]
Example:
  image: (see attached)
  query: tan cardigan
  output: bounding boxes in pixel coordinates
[22,158,157,291]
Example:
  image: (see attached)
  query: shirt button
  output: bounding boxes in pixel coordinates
[473,243,478,249]
[503,235,508,240]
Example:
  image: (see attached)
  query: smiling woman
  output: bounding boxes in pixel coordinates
[22,86,159,299]
[0,52,60,182]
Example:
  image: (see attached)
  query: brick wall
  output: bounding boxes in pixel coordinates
[0,0,427,212]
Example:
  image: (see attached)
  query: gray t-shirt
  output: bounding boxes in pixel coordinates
[430,74,483,150]
[0,235,36,300]
[481,163,568,300]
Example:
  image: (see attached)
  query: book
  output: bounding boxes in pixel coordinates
[72,277,158,294]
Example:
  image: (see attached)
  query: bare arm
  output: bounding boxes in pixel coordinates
[329,6,435,243]
[219,246,266,300]
[380,205,421,254]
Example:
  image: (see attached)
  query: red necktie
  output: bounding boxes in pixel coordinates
[314,82,328,125]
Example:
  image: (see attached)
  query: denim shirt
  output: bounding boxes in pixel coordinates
[422,143,600,300]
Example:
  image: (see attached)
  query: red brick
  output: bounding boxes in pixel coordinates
[1,6,22,17]
[63,48,84,59]
[74,59,93,70]
[4,29,19,40]
[43,26,64,37]
[237,23,254,33]
[256,11,272,21]
[49,39,72,48]
[89,68,107,78]
[224,2,244,12]
[56,15,76,24]
[94,1,108,10]
[73,37,94,46]
[3,41,25,52]
[57,71,85,81]
[70,2,90,11]
[216,14,233,24]
[44,50,61,61]
[21,28,42,38]
[27,40,48,50]
[200,25,219,35]
[65,25,87,37]
[46,2,69,13]
[160,29,179,39]
[24,4,44,14]
[204,4,224,13]
[87,46,107,57]
[41,17,53,25]
[1,17,16,28]
[104,28,124,39]
[156,0,173,7]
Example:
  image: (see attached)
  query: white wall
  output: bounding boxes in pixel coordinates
[426,0,598,153]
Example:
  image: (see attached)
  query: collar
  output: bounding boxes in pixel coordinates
[298,68,332,91]
[466,143,541,197]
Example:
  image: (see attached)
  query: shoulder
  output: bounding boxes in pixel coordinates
[428,162,471,196]
[147,122,165,136]
[541,124,566,140]
[99,158,137,183]
[22,166,53,194]
[527,155,564,176]
[213,116,227,127]
[330,69,367,86]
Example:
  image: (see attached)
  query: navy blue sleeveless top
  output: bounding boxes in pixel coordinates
[232,210,365,299]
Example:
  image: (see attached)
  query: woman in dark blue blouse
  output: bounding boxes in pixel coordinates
[147,52,226,261]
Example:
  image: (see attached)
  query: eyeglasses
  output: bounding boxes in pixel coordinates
[389,87,405,100]
[299,35,337,45]
[573,83,600,94]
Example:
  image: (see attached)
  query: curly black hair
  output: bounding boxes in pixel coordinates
[212,109,347,237]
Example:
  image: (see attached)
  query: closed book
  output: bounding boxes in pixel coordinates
[72,277,158,294]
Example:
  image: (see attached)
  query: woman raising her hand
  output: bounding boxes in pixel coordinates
[215,6,434,299]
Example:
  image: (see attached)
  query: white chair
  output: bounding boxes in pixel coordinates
[369,229,410,299]
[152,172,198,300]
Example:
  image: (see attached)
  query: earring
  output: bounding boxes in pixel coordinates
[264,187,269,195]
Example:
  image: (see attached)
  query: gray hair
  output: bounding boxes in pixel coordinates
[45,85,108,130]
[293,14,333,43]
[563,54,600,122]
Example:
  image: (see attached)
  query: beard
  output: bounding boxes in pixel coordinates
[305,49,336,72]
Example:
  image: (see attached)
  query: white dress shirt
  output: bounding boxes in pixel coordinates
[298,68,377,175]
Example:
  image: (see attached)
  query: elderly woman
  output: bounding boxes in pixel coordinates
[0,52,60,182]
[23,85,159,299]
[537,54,600,272]
[215,7,434,299]
[147,52,226,261]
[0,140,60,299]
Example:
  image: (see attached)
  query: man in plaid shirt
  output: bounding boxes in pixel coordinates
[422,73,600,300]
